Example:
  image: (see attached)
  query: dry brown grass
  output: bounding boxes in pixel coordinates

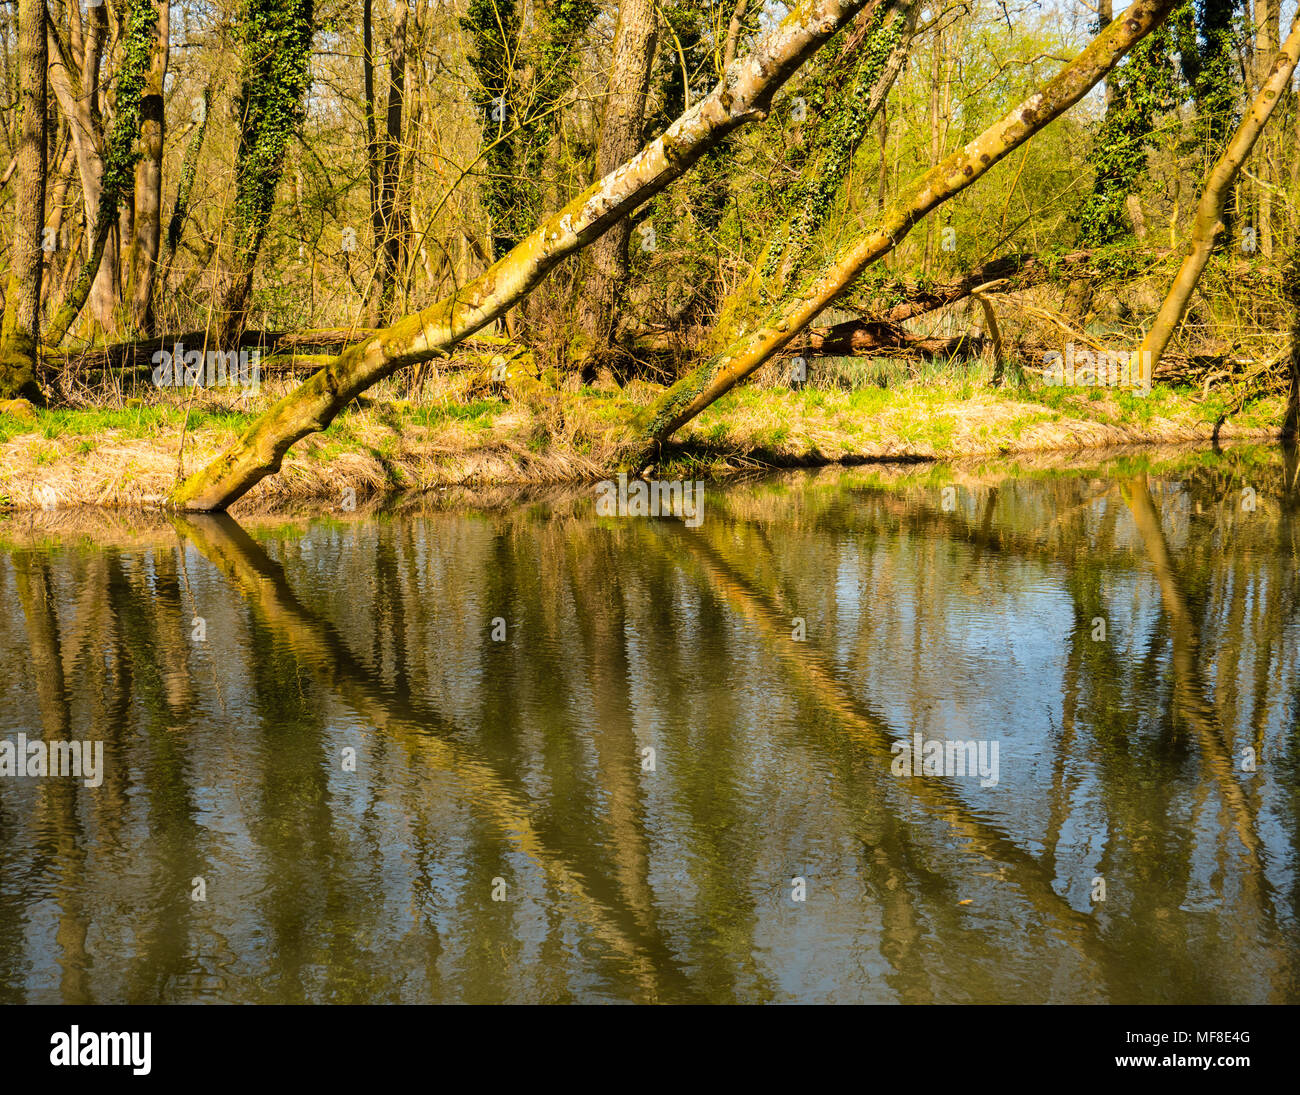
[0,358,1285,513]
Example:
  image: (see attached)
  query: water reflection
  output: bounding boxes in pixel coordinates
[0,446,1297,1002]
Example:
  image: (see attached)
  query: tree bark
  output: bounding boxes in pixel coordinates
[45,4,117,336]
[370,0,409,324]
[170,0,876,511]
[629,0,1182,463]
[1139,11,1300,377]
[572,0,660,374]
[129,0,169,336]
[723,0,749,69]
[710,0,915,349]
[1254,0,1278,257]
[215,0,315,347]
[1099,0,1114,107]
[0,0,48,402]
[44,0,161,347]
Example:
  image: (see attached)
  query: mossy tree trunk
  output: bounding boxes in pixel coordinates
[460,0,525,263]
[1077,7,1179,248]
[1138,11,1300,377]
[170,0,876,511]
[0,0,47,402]
[711,0,915,351]
[44,0,161,347]
[128,0,170,336]
[215,0,316,347]
[626,0,1182,467]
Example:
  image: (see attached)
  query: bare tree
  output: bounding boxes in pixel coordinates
[0,0,47,402]
[572,0,661,378]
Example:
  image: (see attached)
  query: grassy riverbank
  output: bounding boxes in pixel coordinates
[0,372,1285,512]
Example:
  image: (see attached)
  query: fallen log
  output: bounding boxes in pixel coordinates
[802,318,986,358]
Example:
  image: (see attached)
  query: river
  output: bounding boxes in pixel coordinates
[1,446,1296,1002]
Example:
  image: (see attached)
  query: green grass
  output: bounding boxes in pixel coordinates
[0,404,258,443]
[416,399,502,429]
[845,387,890,414]
[1115,390,1156,424]
[0,369,1281,503]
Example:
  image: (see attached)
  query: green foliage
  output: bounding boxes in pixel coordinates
[232,0,316,258]
[461,0,522,257]
[1078,10,1183,247]
[1184,0,1241,145]
[1080,0,1249,248]
[759,7,903,286]
[99,0,161,208]
[538,0,598,81]
[1087,237,1157,281]
[461,0,596,258]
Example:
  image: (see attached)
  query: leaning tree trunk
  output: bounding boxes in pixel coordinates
[1138,11,1300,377]
[711,0,916,351]
[626,0,1182,466]
[571,0,660,375]
[0,0,47,402]
[170,0,876,511]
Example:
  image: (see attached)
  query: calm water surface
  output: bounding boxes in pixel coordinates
[1,448,1297,1003]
